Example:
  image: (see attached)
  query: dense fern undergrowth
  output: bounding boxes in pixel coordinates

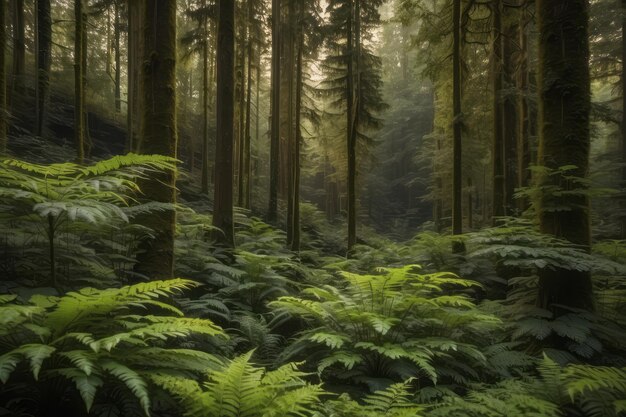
[1,155,626,417]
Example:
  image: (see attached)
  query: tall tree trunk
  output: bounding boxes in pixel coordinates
[75,0,85,163]
[237,9,249,208]
[503,21,518,215]
[243,7,254,209]
[0,0,6,155]
[11,0,24,95]
[291,15,304,252]
[452,0,463,245]
[268,0,280,222]
[285,1,295,244]
[114,0,121,113]
[491,0,505,223]
[201,1,210,194]
[36,0,51,137]
[346,0,357,251]
[127,0,142,152]
[516,12,531,213]
[134,0,178,279]
[536,0,593,313]
[212,0,235,247]
[621,0,626,238]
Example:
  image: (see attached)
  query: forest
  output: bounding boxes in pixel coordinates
[0,0,625,416]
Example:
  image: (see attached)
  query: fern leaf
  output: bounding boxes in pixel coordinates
[101,359,151,415]
[56,368,104,412]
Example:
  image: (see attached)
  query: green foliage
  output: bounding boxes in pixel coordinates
[270,265,499,392]
[0,279,225,416]
[0,154,178,290]
[565,364,626,416]
[317,379,425,417]
[152,350,324,417]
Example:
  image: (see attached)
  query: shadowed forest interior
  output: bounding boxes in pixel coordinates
[1,0,626,416]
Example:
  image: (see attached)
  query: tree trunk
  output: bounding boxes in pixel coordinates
[516,12,531,213]
[0,0,6,155]
[346,0,358,251]
[503,21,518,215]
[268,0,280,222]
[11,0,24,95]
[286,0,295,244]
[127,0,142,152]
[452,0,463,246]
[291,6,304,252]
[74,0,85,163]
[114,1,121,113]
[491,0,505,223]
[212,0,235,247]
[134,0,178,279]
[201,1,210,194]
[36,0,51,137]
[243,5,254,209]
[237,8,248,208]
[536,0,593,313]
[621,0,626,238]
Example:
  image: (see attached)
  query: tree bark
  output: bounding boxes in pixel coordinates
[36,0,51,137]
[212,0,235,247]
[516,12,531,213]
[268,0,280,222]
[127,0,142,152]
[74,0,85,163]
[134,0,178,279]
[452,0,463,246]
[243,3,254,209]
[346,0,358,251]
[536,0,593,313]
[201,0,210,194]
[114,1,121,113]
[291,5,304,252]
[11,0,24,95]
[0,0,6,155]
[621,0,626,238]
[491,0,505,223]
[503,21,518,215]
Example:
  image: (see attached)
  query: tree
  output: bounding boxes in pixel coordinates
[127,0,142,152]
[268,0,281,222]
[0,0,5,155]
[324,0,385,251]
[11,0,24,95]
[452,0,463,243]
[36,0,51,137]
[491,0,505,222]
[134,0,178,279]
[536,0,593,313]
[212,0,235,247]
[75,0,86,163]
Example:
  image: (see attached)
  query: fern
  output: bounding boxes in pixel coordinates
[270,265,499,392]
[0,155,178,290]
[153,351,324,417]
[0,279,225,416]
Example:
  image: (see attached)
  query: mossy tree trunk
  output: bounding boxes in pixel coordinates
[127,0,142,152]
[621,0,626,238]
[268,0,280,223]
[536,0,593,312]
[491,0,505,223]
[134,0,178,279]
[0,0,6,155]
[11,0,24,95]
[212,0,235,247]
[201,0,210,194]
[36,0,51,137]
[452,0,463,247]
[74,0,86,164]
